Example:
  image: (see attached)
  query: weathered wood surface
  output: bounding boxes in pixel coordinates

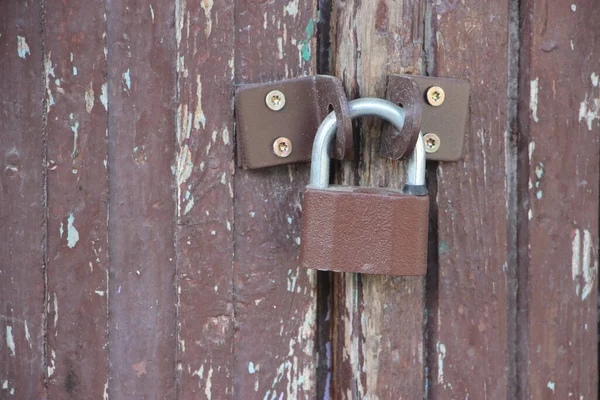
[1,0,599,398]
[106,0,178,397]
[174,0,236,397]
[232,0,318,397]
[44,1,110,397]
[518,0,599,398]
[0,2,46,398]
[331,0,427,398]
[426,1,512,398]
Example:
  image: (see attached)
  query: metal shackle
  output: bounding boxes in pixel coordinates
[309,98,427,194]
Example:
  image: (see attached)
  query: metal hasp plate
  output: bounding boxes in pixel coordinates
[235,75,353,169]
[384,75,470,161]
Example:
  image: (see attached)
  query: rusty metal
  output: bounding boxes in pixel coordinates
[382,74,470,161]
[235,75,353,169]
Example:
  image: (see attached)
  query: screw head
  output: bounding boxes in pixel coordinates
[273,137,292,157]
[265,90,286,111]
[423,133,441,153]
[426,86,445,106]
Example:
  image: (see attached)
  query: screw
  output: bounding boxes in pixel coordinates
[426,86,445,106]
[265,90,286,111]
[273,137,292,157]
[423,133,441,153]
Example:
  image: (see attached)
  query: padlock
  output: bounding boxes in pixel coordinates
[300,98,429,276]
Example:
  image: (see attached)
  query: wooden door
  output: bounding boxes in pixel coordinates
[1,0,598,398]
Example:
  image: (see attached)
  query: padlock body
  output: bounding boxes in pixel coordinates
[300,185,429,276]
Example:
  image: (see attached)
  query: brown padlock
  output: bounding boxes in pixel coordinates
[300,98,429,276]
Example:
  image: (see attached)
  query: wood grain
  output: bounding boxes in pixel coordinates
[232,0,318,397]
[426,1,511,398]
[44,1,110,397]
[518,0,599,397]
[174,0,236,397]
[106,0,177,397]
[331,0,427,398]
[0,2,46,398]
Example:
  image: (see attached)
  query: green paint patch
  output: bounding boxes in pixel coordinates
[299,19,315,62]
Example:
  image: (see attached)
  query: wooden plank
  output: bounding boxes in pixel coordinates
[331,0,427,398]
[427,1,511,398]
[518,0,599,397]
[174,0,236,397]
[43,1,109,397]
[0,2,46,398]
[232,1,318,397]
[106,0,177,397]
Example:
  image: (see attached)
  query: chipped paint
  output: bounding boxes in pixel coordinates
[150,4,155,23]
[6,326,15,356]
[248,361,256,374]
[283,0,299,17]
[201,0,214,36]
[437,342,446,384]
[67,213,80,248]
[44,53,56,111]
[17,36,30,59]
[100,82,108,111]
[581,229,597,300]
[53,293,59,331]
[47,350,56,377]
[570,4,576,11]
[70,114,79,158]
[85,82,95,113]
[24,321,31,348]
[578,93,600,131]
[592,72,599,87]
[547,381,556,392]
[194,75,207,129]
[572,228,598,300]
[530,78,539,123]
[222,126,230,145]
[59,222,64,238]
[528,141,535,159]
[123,68,131,90]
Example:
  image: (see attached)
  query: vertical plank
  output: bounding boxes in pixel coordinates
[44,1,109,397]
[518,0,599,397]
[174,0,236,397]
[106,0,177,397]
[0,2,46,398]
[427,1,510,398]
[233,1,318,397]
[332,0,427,398]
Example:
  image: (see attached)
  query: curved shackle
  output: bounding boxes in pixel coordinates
[309,98,426,191]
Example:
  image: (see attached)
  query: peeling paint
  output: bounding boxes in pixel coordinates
[67,213,80,248]
[283,0,299,17]
[47,350,56,377]
[6,326,15,357]
[24,321,31,348]
[572,228,598,300]
[85,82,95,113]
[44,53,56,111]
[570,4,576,11]
[248,361,256,374]
[437,342,446,384]
[194,75,207,129]
[592,72,599,87]
[578,93,600,131]
[547,381,556,393]
[150,4,155,23]
[100,82,108,111]
[201,0,214,36]
[530,78,539,123]
[123,68,131,90]
[17,36,30,59]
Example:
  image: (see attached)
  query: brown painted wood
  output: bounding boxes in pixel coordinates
[106,0,177,397]
[232,0,318,397]
[518,0,599,398]
[0,2,46,398]
[331,0,427,398]
[174,0,236,397]
[426,1,511,398]
[44,1,110,397]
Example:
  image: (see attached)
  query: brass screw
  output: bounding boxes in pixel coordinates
[423,133,441,153]
[273,137,292,157]
[426,86,445,106]
[265,90,286,111]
